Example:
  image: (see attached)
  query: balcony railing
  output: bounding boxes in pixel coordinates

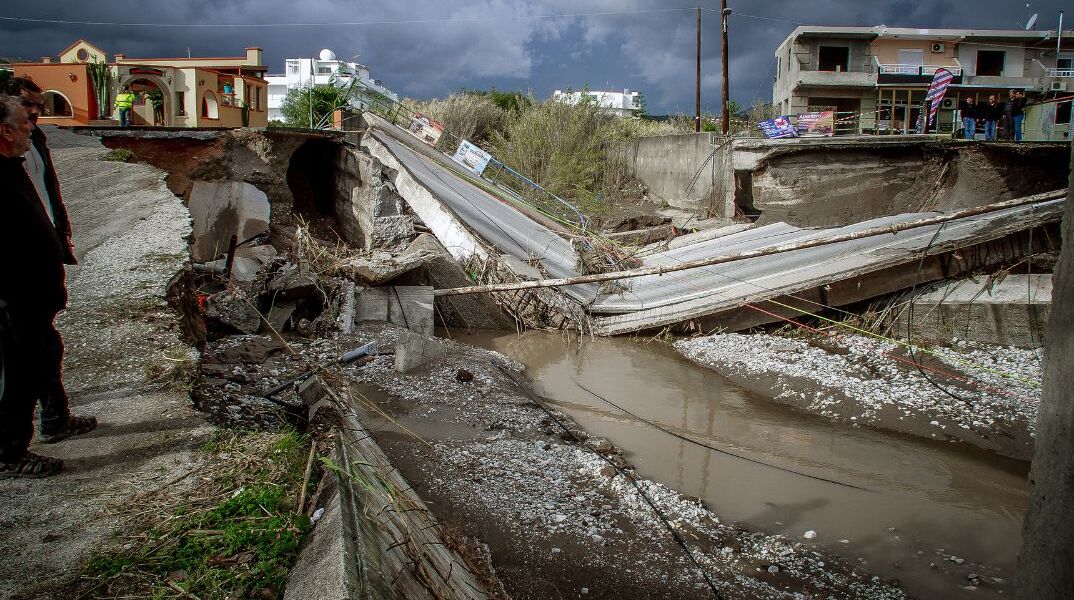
[878,63,963,76]
[1047,68,1074,78]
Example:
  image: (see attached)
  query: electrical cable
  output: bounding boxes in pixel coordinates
[573,380,870,491]
[905,222,971,403]
[495,364,725,599]
[0,7,703,28]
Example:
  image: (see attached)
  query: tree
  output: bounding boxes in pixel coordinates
[280,84,350,128]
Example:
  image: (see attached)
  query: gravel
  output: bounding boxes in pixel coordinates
[675,332,1041,459]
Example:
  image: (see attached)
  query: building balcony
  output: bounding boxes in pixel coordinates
[795,69,876,89]
[1046,68,1074,78]
[875,61,963,85]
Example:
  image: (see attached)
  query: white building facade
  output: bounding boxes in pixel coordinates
[266,48,399,123]
[552,88,640,117]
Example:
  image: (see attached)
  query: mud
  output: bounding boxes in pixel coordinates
[457,330,1029,600]
[194,325,906,599]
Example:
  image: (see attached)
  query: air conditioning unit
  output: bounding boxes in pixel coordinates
[931,43,945,53]
[1052,81,1069,92]
[941,98,956,109]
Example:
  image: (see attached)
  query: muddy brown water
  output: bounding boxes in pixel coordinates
[455,330,1029,600]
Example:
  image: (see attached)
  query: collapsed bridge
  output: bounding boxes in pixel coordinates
[87,115,1067,339]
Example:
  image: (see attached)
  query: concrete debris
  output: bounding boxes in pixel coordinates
[268,263,321,300]
[204,289,262,334]
[893,274,1052,348]
[394,330,456,373]
[264,301,299,333]
[356,286,435,336]
[188,180,270,262]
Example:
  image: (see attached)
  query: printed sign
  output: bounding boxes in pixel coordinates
[757,116,798,139]
[451,139,493,176]
[796,111,835,136]
[407,113,444,146]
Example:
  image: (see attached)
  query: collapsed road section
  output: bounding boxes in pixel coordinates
[65,118,1064,600]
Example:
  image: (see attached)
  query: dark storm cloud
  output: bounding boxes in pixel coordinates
[1,0,1069,114]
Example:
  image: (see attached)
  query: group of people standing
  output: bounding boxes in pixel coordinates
[0,78,97,479]
[958,91,1028,141]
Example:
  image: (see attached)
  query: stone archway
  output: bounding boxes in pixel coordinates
[117,73,171,126]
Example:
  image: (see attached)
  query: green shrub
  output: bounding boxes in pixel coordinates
[101,148,133,162]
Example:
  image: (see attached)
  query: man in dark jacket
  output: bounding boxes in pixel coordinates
[983,95,1005,141]
[0,95,67,478]
[1010,90,1028,142]
[9,77,96,444]
[958,96,978,140]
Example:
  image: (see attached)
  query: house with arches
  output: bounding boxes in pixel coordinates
[12,39,269,128]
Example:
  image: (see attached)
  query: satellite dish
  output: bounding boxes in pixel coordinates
[1025,13,1038,30]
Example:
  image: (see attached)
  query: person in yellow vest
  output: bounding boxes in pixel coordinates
[114,86,137,127]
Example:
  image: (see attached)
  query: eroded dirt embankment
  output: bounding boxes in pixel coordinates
[741,141,1070,227]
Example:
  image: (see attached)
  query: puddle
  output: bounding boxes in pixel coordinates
[455,329,1028,600]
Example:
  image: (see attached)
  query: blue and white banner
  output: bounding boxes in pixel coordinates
[757,116,798,139]
[452,139,493,176]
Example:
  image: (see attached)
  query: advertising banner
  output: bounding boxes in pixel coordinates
[452,140,493,176]
[757,116,798,139]
[407,113,444,146]
[796,111,835,136]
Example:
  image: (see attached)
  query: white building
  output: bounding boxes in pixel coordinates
[266,48,399,123]
[552,88,640,117]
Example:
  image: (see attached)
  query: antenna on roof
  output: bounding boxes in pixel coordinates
[1025,13,1039,30]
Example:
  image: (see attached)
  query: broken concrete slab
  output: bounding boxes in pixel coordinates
[268,263,320,299]
[894,274,1052,348]
[264,301,298,333]
[204,290,262,334]
[355,286,435,336]
[394,330,455,372]
[188,180,271,262]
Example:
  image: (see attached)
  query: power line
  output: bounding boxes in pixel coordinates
[0,7,699,29]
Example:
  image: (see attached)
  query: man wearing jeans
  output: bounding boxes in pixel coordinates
[958,96,978,139]
[983,95,1004,141]
[1011,90,1027,142]
[114,87,136,127]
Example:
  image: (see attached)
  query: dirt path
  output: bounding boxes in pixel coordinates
[0,129,213,599]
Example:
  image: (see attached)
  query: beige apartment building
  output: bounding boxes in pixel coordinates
[773,26,1074,139]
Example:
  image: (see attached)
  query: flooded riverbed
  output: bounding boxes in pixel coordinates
[455,330,1029,600]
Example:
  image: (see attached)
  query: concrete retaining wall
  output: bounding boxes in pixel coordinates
[619,132,1070,224]
[617,133,732,216]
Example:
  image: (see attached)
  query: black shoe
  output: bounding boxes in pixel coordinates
[39,415,98,444]
[0,451,63,479]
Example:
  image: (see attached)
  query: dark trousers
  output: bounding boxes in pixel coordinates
[0,307,59,462]
[39,321,69,434]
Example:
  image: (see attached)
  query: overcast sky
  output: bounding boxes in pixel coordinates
[1,1,1070,114]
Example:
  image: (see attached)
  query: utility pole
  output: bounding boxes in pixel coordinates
[695,6,702,133]
[721,0,731,135]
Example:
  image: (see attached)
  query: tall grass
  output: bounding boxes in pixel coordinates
[406,93,507,151]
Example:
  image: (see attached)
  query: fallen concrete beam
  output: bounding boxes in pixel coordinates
[434,190,1065,298]
[285,379,491,600]
[892,274,1052,348]
[394,330,456,373]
